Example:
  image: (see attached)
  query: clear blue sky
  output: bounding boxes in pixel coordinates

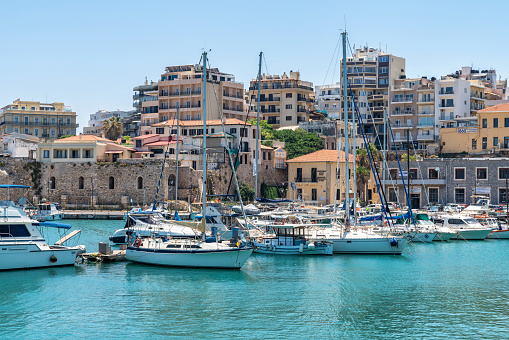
[1,0,508,132]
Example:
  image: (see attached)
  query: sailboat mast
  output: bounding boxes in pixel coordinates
[254,52,262,200]
[202,52,208,216]
[333,137,342,220]
[175,104,180,208]
[342,31,350,229]
[352,97,357,225]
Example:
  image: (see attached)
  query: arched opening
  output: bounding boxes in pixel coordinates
[109,176,114,190]
[137,177,143,190]
[79,176,84,190]
[50,177,56,189]
[168,174,176,198]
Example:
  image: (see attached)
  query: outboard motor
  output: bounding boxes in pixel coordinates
[390,238,398,247]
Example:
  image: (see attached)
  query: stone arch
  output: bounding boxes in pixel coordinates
[79,176,84,189]
[109,176,114,190]
[50,176,56,189]
[137,176,143,190]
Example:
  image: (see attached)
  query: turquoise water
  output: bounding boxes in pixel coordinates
[1,219,508,339]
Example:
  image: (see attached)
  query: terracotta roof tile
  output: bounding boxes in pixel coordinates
[285,149,353,163]
[479,103,509,113]
[54,135,112,143]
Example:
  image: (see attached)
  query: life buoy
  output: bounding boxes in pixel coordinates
[134,238,142,247]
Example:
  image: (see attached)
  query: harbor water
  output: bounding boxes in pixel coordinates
[1,219,508,339]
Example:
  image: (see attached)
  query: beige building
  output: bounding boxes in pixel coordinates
[37,135,135,163]
[286,149,379,205]
[248,71,314,128]
[440,103,509,154]
[0,99,78,141]
[138,65,244,135]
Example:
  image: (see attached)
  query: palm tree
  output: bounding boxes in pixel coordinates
[102,117,123,140]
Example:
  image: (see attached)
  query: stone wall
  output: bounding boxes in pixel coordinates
[0,157,287,208]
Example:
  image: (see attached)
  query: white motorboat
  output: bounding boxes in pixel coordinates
[486,221,509,239]
[34,202,64,221]
[441,215,492,240]
[0,200,85,271]
[254,223,333,255]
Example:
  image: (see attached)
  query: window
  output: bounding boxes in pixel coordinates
[471,139,476,150]
[66,118,71,124]
[286,93,292,98]
[156,128,164,134]
[79,177,84,189]
[0,225,30,237]
[429,188,439,203]
[137,177,143,190]
[286,116,292,121]
[51,118,56,124]
[24,117,29,124]
[35,117,39,124]
[109,177,115,190]
[14,116,18,123]
[500,188,508,204]
[454,168,465,180]
[428,168,439,179]
[379,78,388,85]
[499,168,509,179]
[311,168,317,182]
[84,150,93,158]
[494,137,499,146]
[455,188,465,203]
[285,104,292,109]
[311,189,317,201]
[34,129,39,136]
[494,118,498,128]
[505,118,509,127]
[268,152,271,160]
[389,188,398,202]
[505,137,509,148]
[296,168,302,182]
[477,168,487,180]
[50,177,56,189]
[379,67,388,74]
[379,56,389,62]
[230,128,237,134]
[24,128,29,134]
[482,119,487,128]
[389,169,398,179]
[409,169,418,179]
[51,129,55,136]
[43,150,49,158]
[70,149,80,158]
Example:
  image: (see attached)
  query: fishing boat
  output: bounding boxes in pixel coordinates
[126,51,253,269]
[0,198,85,271]
[34,202,64,221]
[254,223,333,255]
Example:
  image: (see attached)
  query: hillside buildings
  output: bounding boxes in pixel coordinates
[83,109,135,136]
[0,100,78,141]
[315,83,341,119]
[248,71,315,129]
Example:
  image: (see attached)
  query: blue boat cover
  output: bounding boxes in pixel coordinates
[0,184,31,188]
[174,211,183,221]
[38,221,72,229]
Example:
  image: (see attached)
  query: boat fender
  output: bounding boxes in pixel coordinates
[134,238,142,247]
[308,242,315,249]
[299,243,304,253]
[50,255,57,263]
[390,238,398,247]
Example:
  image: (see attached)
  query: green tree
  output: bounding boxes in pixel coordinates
[239,183,255,202]
[102,117,123,140]
[356,165,371,202]
[123,135,132,142]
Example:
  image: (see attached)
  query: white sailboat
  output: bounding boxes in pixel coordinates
[317,31,408,255]
[125,52,253,269]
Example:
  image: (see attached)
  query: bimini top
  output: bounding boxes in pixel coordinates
[0,185,31,189]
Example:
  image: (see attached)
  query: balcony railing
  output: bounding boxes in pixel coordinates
[417,134,436,140]
[417,123,434,128]
[418,110,434,115]
[392,110,414,115]
[249,84,314,92]
[439,90,454,95]
[417,97,434,103]
[0,121,79,128]
[392,123,413,128]
[439,103,454,108]
[392,97,414,103]
[258,97,280,102]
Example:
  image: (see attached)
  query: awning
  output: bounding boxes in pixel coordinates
[105,150,124,154]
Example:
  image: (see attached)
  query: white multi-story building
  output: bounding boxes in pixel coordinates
[315,83,341,119]
[83,110,134,136]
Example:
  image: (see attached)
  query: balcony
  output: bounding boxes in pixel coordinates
[392,85,415,91]
[391,123,413,129]
[258,97,280,102]
[367,94,386,101]
[439,103,454,108]
[261,109,280,113]
[470,93,484,100]
[471,103,485,111]
[417,122,434,128]
[1,121,79,128]
[392,110,414,116]
[418,110,434,115]
[249,84,314,92]
[294,177,319,183]
[439,90,454,95]
[223,93,242,99]
[417,97,434,103]
[417,134,435,141]
[392,136,408,142]
[391,97,414,103]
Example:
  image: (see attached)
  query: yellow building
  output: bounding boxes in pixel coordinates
[248,71,314,128]
[37,135,135,163]
[139,65,244,135]
[0,99,78,141]
[286,149,379,205]
[440,103,509,154]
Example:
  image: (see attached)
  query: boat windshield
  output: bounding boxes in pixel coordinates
[463,218,479,224]
[416,220,433,226]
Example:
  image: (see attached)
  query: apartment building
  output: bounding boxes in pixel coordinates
[340,47,406,149]
[248,71,314,128]
[0,100,78,141]
[315,83,341,119]
[83,109,135,136]
[137,65,244,135]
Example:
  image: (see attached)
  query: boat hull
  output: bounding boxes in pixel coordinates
[433,232,456,242]
[329,237,407,255]
[125,246,253,269]
[410,232,436,243]
[254,242,333,255]
[486,230,509,239]
[0,244,79,271]
[450,229,492,240]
